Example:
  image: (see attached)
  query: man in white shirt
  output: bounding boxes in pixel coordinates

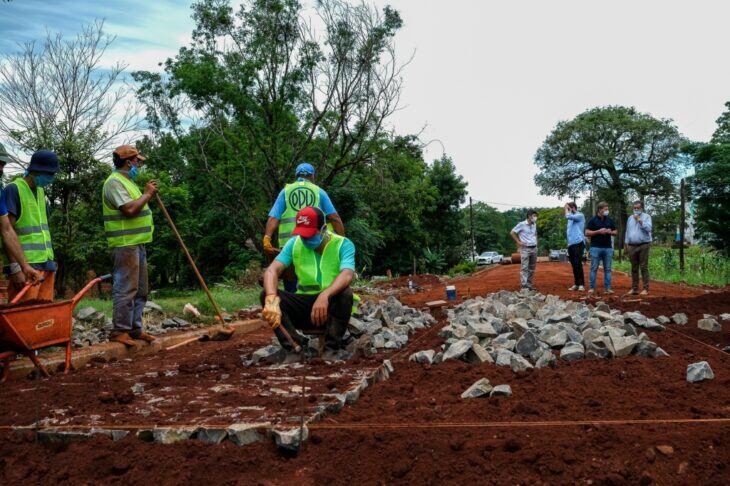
[510,210,538,290]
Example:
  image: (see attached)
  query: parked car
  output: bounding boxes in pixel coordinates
[477,251,503,265]
[549,249,569,261]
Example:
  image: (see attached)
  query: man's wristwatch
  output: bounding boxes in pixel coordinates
[9,262,22,275]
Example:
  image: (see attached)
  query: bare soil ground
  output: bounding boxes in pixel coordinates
[1,262,728,485]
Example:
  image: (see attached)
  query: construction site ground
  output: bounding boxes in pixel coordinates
[1,262,728,484]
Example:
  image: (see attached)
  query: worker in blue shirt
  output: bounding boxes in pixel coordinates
[263,163,345,292]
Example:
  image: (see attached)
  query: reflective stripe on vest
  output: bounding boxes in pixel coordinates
[102,172,154,248]
[292,232,345,295]
[10,178,54,264]
[278,180,321,247]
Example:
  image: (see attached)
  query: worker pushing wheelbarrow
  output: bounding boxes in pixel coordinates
[0,274,111,383]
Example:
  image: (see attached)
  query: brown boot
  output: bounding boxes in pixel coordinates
[111,332,139,348]
[132,331,156,343]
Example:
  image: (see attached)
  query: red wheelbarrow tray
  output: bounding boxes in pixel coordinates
[0,274,111,382]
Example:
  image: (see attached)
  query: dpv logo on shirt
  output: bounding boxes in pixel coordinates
[288,186,316,211]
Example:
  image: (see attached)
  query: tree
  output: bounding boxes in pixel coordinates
[534,106,686,247]
[0,21,138,291]
[423,156,468,267]
[711,101,730,144]
[536,207,567,253]
[133,0,407,240]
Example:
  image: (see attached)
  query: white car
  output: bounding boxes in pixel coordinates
[477,251,503,265]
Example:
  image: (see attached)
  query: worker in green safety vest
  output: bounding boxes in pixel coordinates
[262,206,355,351]
[263,163,345,293]
[4,150,59,303]
[102,145,158,348]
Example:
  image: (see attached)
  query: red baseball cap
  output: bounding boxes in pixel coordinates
[292,206,326,238]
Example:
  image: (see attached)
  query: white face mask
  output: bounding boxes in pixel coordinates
[603,210,609,216]
[531,216,537,223]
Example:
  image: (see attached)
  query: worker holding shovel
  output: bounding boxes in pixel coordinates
[262,206,355,352]
[102,145,157,347]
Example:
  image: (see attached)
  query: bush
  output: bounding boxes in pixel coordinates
[615,245,730,287]
[448,261,478,277]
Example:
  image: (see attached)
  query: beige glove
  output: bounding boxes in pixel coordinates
[262,295,281,329]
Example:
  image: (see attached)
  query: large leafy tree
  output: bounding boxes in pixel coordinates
[685,102,730,254]
[534,106,685,245]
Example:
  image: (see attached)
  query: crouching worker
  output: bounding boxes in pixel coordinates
[261,206,355,351]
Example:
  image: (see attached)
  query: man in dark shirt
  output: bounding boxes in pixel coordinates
[585,201,617,295]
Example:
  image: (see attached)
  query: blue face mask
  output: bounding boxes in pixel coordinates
[302,229,325,249]
[33,174,55,187]
[128,165,140,180]
[633,209,641,215]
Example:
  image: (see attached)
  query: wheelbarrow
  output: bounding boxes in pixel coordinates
[0,274,112,383]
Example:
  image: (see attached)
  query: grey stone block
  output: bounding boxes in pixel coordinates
[686,361,714,383]
[461,378,493,398]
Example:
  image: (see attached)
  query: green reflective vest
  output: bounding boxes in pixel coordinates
[292,232,345,294]
[278,180,322,247]
[102,172,154,248]
[10,178,53,264]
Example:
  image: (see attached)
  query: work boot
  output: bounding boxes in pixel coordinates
[111,332,139,348]
[131,331,156,343]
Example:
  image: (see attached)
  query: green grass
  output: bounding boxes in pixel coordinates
[78,285,261,318]
[614,245,730,287]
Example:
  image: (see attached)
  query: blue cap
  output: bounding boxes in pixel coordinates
[28,150,60,174]
[295,162,315,176]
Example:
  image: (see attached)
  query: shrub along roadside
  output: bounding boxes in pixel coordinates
[614,245,730,287]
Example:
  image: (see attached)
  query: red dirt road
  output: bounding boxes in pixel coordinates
[1,263,728,485]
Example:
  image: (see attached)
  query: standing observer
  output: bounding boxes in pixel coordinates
[564,202,585,291]
[585,202,617,295]
[510,210,538,291]
[102,145,158,347]
[624,200,653,296]
[263,163,345,293]
[3,150,59,302]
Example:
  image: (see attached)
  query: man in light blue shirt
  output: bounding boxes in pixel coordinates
[624,201,653,295]
[564,202,586,291]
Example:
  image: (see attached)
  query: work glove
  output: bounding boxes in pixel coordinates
[263,235,280,256]
[262,295,282,329]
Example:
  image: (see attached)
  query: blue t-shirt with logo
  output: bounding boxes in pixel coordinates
[268,179,337,218]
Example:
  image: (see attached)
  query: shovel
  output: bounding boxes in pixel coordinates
[155,193,234,342]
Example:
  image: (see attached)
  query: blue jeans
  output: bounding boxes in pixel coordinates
[589,246,613,290]
[111,244,149,335]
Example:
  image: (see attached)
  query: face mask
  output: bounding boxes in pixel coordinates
[128,165,140,180]
[33,174,55,187]
[633,209,641,215]
[531,216,537,223]
[302,228,325,249]
[603,210,609,216]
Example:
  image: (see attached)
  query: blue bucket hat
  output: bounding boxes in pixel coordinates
[295,162,315,177]
[28,150,60,174]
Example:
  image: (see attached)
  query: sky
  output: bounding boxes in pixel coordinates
[1,0,729,209]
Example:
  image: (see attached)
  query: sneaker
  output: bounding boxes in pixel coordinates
[587,289,595,295]
[578,285,585,291]
[132,331,157,343]
[568,285,578,291]
[625,290,639,296]
[110,332,139,348]
[639,289,649,296]
[604,289,614,295]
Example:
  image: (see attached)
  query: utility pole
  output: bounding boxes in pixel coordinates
[679,178,685,273]
[469,197,475,262]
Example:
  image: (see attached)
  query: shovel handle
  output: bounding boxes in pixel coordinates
[155,194,227,326]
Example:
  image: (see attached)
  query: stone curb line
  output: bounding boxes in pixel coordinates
[11,357,395,452]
